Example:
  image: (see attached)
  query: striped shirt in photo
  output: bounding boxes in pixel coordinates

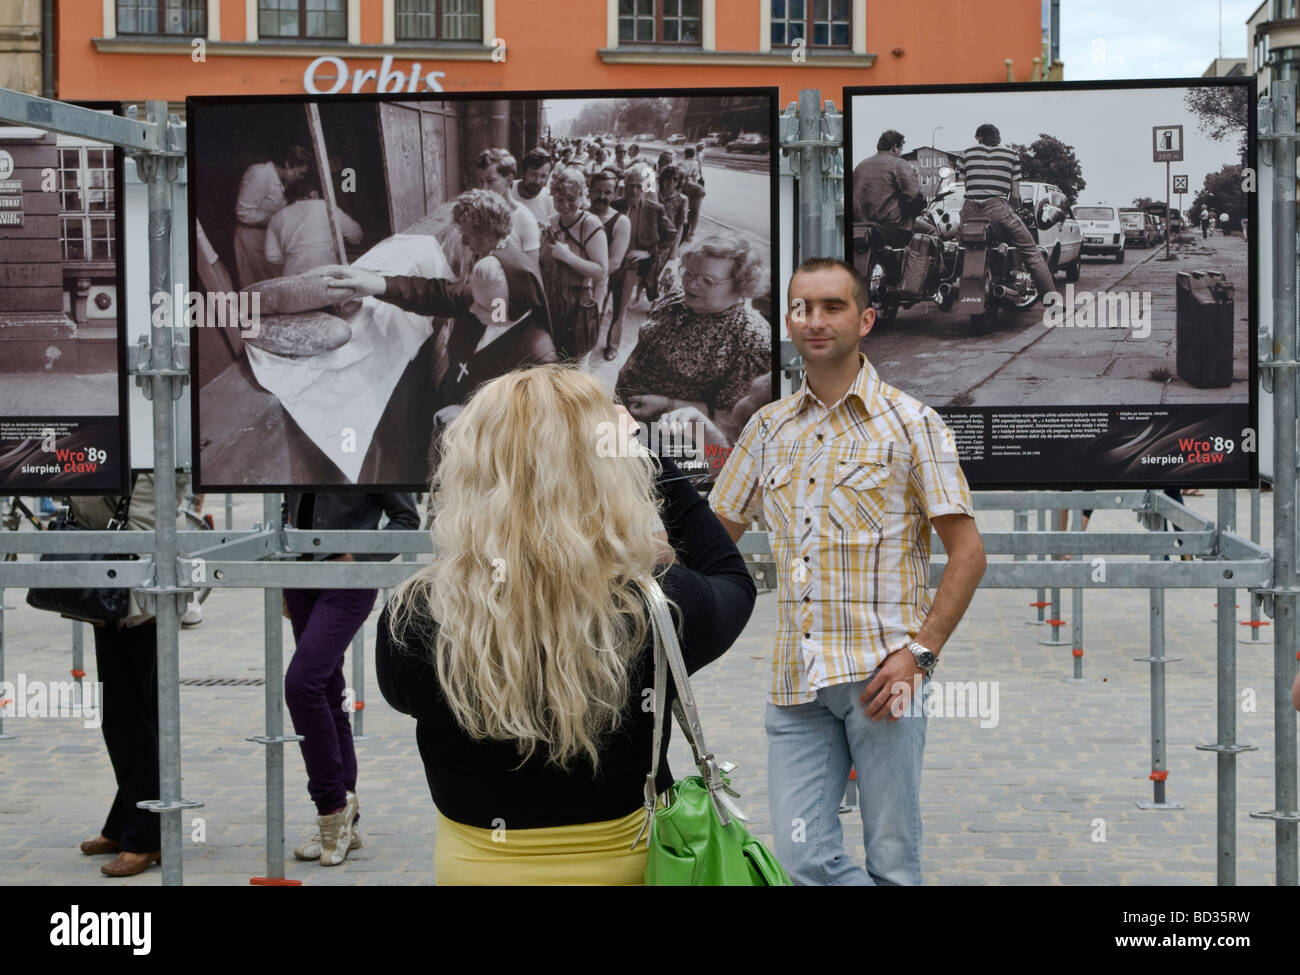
[957,143,1021,201]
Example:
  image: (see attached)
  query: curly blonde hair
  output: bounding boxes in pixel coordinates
[549,165,590,210]
[386,365,667,769]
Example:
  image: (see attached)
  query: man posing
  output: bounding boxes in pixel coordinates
[710,258,986,885]
[957,123,1054,301]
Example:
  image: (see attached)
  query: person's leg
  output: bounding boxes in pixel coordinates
[605,265,631,358]
[284,587,376,816]
[987,198,1054,296]
[824,677,927,885]
[93,621,161,853]
[325,660,358,797]
[766,697,871,885]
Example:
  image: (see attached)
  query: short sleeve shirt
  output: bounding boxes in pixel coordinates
[709,355,973,705]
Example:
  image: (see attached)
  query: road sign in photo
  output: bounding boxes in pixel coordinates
[1173,174,1189,193]
[1154,124,1184,162]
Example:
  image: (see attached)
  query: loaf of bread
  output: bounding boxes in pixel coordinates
[242,266,361,315]
[243,311,353,358]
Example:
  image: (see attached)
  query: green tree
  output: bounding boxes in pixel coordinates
[1190,164,1245,231]
[571,102,617,138]
[1184,85,1249,158]
[1012,134,1086,205]
[614,97,674,139]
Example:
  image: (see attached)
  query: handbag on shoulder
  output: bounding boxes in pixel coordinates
[25,492,136,625]
[635,578,792,886]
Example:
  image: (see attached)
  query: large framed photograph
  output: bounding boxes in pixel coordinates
[844,79,1257,489]
[0,103,129,494]
[187,88,779,492]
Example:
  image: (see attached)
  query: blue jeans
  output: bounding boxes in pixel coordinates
[766,676,927,885]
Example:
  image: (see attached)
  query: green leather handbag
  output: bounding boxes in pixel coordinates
[636,580,792,887]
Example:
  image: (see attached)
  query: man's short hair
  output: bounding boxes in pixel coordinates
[474,147,517,180]
[520,147,553,174]
[877,129,905,152]
[791,257,869,315]
[591,168,619,186]
[975,123,1001,146]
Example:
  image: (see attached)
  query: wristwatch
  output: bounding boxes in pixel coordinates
[907,641,938,678]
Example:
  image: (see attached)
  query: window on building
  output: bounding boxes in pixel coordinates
[116,0,206,35]
[619,0,701,44]
[395,0,483,40]
[771,0,851,48]
[59,147,115,263]
[259,0,347,39]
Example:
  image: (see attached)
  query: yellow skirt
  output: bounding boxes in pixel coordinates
[434,807,649,886]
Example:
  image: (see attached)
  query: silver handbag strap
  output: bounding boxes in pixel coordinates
[633,577,733,848]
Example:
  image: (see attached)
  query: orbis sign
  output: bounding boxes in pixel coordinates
[303,55,447,94]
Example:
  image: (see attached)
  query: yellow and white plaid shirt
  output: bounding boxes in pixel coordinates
[710,355,973,706]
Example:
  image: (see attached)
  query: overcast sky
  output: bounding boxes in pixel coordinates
[1062,0,1262,80]
[849,86,1245,208]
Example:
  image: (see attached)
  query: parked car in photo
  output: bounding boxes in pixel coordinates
[667,133,686,144]
[726,132,769,153]
[1073,204,1126,263]
[1017,181,1084,282]
[1119,209,1159,247]
[1169,211,1185,233]
[701,132,722,146]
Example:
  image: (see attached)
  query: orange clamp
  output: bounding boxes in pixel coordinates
[70,669,86,679]
[1028,601,1050,608]
[250,877,303,886]
[1072,648,1084,657]
[1240,620,1271,629]
[1046,619,1066,627]
[353,700,365,712]
[1149,770,1169,782]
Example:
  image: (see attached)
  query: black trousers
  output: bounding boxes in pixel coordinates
[94,619,161,853]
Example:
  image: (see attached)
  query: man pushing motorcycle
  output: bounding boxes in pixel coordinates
[956,123,1054,304]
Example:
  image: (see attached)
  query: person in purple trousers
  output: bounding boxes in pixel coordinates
[282,492,419,865]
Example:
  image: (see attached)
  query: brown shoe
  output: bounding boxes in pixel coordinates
[100,851,161,877]
[80,835,120,856]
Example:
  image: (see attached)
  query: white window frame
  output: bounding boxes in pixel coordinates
[104,0,216,38]
[759,0,864,54]
[382,0,495,45]
[245,0,356,42]
[606,0,716,51]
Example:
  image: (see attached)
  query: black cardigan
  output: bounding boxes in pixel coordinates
[375,457,756,828]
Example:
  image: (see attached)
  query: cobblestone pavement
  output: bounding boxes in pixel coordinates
[0,490,1292,885]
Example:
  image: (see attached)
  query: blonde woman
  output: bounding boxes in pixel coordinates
[375,365,756,885]
[539,165,609,361]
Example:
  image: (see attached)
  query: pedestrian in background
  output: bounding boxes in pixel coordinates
[282,491,419,866]
[76,471,191,878]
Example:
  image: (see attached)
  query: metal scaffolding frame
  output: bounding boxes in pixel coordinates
[0,86,1295,886]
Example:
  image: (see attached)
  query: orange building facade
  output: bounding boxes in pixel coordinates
[55,0,1052,107]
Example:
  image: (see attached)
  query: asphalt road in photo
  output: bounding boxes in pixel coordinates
[865,230,1250,408]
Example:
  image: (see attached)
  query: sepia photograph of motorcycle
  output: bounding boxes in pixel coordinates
[845,79,1255,489]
